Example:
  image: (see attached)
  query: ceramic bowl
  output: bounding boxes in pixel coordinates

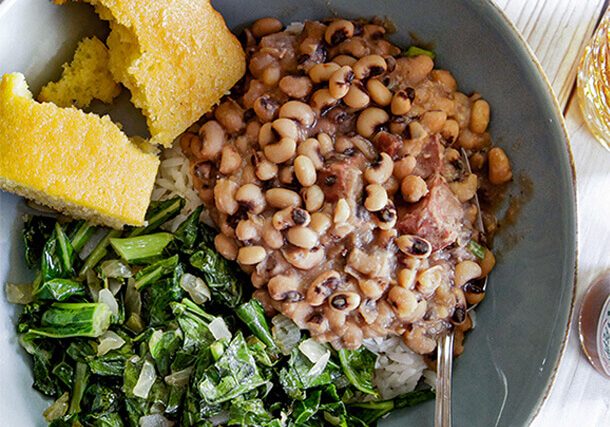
[0,0,577,425]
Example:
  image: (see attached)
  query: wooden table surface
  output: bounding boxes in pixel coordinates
[494,0,610,425]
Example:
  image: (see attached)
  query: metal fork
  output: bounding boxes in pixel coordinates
[434,149,488,427]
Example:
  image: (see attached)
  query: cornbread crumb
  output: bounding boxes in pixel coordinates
[82,0,246,147]
[0,73,159,228]
[38,37,121,108]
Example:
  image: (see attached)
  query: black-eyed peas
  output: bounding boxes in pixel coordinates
[185,17,509,354]
[251,17,283,38]
[356,107,389,138]
[401,175,428,202]
[488,147,512,184]
[294,155,317,187]
[264,137,297,163]
[237,245,267,265]
[364,152,393,184]
[279,101,315,127]
[364,184,388,212]
[366,79,392,106]
[353,54,387,80]
[265,188,301,209]
[325,19,355,45]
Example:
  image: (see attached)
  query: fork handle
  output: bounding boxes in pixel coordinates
[435,332,454,427]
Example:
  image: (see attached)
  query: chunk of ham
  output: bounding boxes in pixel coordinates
[397,176,464,251]
[412,136,443,179]
[317,157,364,203]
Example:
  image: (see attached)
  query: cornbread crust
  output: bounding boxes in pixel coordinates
[38,36,121,108]
[83,0,246,147]
[0,73,159,228]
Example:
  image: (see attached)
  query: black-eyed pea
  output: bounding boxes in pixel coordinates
[408,121,428,140]
[253,95,279,123]
[366,79,392,106]
[237,246,267,265]
[324,305,347,334]
[333,198,350,223]
[398,268,416,289]
[287,226,318,249]
[310,212,332,234]
[393,155,417,180]
[455,261,482,288]
[421,110,447,133]
[282,246,325,270]
[383,176,400,198]
[279,75,313,99]
[396,235,432,258]
[213,178,239,215]
[254,153,278,181]
[235,219,260,242]
[311,88,339,113]
[342,322,364,350]
[279,100,315,127]
[431,69,458,92]
[219,145,242,175]
[388,286,418,319]
[391,90,412,115]
[264,137,297,164]
[469,152,486,170]
[306,313,330,335]
[266,188,301,209]
[403,326,436,355]
[297,138,324,169]
[441,119,460,143]
[329,292,361,313]
[333,54,357,66]
[258,122,275,148]
[261,64,281,87]
[488,147,512,184]
[294,155,317,187]
[417,265,443,296]
[351,134,378,160]
[214,100,245,134]
[358,279,386,300]
[325,19,355,45]
[344,81,370,109]
[303,185,324,212]
[251,17,283,38]
[372,202,397,230]
[401,175,428,202]
[464,280,486,305]
[263,218,284,248]
[479,248,496,277]
[214,233,238,261]
[279,165,295,185]
[308,63,341,83]
[364,184,388,212]
[364,152,393,184]
[267,274,302,301]
[317,133,334,155]
[353,54,387,80]
[470,99,490,133]
[272,118,299,141]
[250,271,266,289]
[235,183,266,214]
[458,128,491,150]
[449,173,478,202]
[306,271,341,306]
[329,65,354,99]
[356,107,390,138]
[198,120,225,161]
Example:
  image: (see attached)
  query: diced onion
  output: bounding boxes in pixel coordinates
[179,273,211,305]
[139,414,174,427]
[5,283,33,304]
[307,350,330,378]
[98,288,119,316]
[43,392,69,422]
[97,330,126,356]
[108,278,123,296]
[86,269,102,302]
[272,315,301,355]
[209,411,230,426]
[133,360,157,399]
[125,278,142,317]
[164,366,194,387]
[100,259,132,279]
[298,338,328,363]
[209,317,232,341]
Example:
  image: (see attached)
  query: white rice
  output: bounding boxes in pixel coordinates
[152,141,433,401]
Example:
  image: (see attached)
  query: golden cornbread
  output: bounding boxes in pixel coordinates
[38,36,121,108]
[83,0,246,147]
[0,73,159,228]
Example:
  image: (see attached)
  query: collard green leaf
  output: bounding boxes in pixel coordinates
[228,398,274,426]
[35,278,86,302]
[128,197,185,237]
[189,247,244,308]
[174,205,203,250]
[338,347,378,396]
[41,223,75,281]
[236,300,278,353]
[22,216,55,269]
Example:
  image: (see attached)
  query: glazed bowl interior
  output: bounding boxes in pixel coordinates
[0,0,576,426]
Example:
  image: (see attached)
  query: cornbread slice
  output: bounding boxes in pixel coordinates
[38,36,121,108]
[82,0,246,146]
[0,73,159,228]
